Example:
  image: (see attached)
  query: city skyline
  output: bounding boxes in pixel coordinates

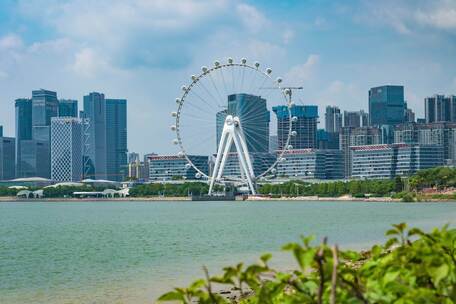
[0,1,455,154]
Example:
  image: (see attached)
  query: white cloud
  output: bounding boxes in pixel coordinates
[415,4,456,30]
[71,48,110,77]
[282,29,294,44]
[236,3,267,33]
[284,54,320,86]
[0,34,23,50]
[358,0,456,34]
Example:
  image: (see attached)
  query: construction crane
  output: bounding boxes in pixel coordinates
[260,86,303,103]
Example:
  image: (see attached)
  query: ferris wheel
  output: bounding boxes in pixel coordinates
[170,58,294,194]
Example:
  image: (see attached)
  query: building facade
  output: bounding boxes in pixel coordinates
[0,136,15,180]
[276,149,344,180]
[106,99,128,181]
[368,85,405,126]
[58,99,78,117]
[148,155,209,181]
[424,94,456,123]
[18,140,49,178]
[50,117,83,182]
[350,144,443,179]
[273,105,318,150]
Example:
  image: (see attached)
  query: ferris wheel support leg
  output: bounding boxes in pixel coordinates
[232,133,256,195]
[209,129,229,195]
[217,134,233,180]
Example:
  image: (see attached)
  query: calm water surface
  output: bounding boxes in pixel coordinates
[1,200,455,303]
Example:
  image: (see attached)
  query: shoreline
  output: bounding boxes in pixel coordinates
[1,195,455,203]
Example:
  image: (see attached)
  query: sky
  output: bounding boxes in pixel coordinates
[0,0,455,155]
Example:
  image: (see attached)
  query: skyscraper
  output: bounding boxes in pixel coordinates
[343,110,368,128]
[368,85,405,126]
[0,136,15,180]
[59,99,78,117]
[106,99,128,181]
[325,106,342,133]
[425,94,456,123]
[51,117,83,182]
[15,98,32,177]
[0,125,2,137]
[31,89,59,142]
[273,105,318,150]
[82,92,107,180]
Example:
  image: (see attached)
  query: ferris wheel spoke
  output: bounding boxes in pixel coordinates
[187,87,220,112]
[195,79,223,109]
[207,71,227,107]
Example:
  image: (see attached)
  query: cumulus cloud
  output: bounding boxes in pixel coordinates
[358,0,456,34]
[71,48,109,77]
[0,34,23,50]
[236,3,267,33]
[284,55,320,86]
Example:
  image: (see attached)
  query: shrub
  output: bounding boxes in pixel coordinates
[158,223,456,303]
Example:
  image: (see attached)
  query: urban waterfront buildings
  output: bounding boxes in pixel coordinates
[0,136,15,180]
[368,85,405,126]
[273,105,318,150]
[148,155,209,181]
[351,144,443,179]
[276,149,343,180]
[50,117,83,182]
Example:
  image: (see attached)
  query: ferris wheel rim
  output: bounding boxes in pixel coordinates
[172,59,294,182]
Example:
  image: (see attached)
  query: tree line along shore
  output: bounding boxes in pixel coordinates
[1,167,456,202]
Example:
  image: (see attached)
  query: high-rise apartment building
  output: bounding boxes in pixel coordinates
[0,136,15,180]
[343,110,368,128]
[273,105,318,150]
[394,122,456,165]
[339,126,382,177]
[59,99,78,117]
[368,85,405,126]
[15,98,32,177]
[106,99,128,181]
[82,92,107,180]
[424,95,456,123]
[325,106,342,133]
[50,117,83,182]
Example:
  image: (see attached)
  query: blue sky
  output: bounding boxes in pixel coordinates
[0,0,455,154]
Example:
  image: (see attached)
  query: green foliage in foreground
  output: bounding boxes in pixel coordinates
[159,224,456,303]
[257,179,398,198]
[0,186,21,196]
[129,182,223,197]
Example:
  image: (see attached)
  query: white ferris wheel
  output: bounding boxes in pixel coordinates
[170,58,295,195]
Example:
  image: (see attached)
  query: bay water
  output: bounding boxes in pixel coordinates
[1,201,455,303]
